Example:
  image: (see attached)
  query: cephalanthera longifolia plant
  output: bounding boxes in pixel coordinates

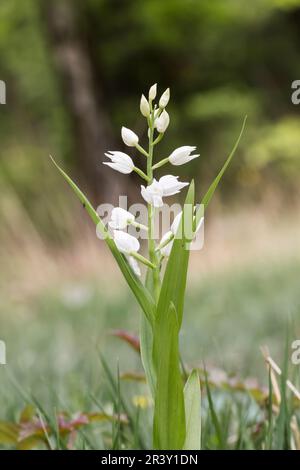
[51,84,246,450]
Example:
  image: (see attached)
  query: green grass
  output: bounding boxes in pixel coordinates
[0,255,299,448]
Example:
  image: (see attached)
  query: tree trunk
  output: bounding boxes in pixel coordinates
[39,0,124,204]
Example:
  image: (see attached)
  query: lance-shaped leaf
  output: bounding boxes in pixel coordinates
[157,180,195,328]
[153,302,185,450]
[140,313,156,398]
[139,271,158,400]
[50,157,155,325]
[183,370,201,450]
[195,116,247,226]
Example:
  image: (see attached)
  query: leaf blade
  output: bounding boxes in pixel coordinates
[153,302,185,450]
[183,370,201,450]
[157,180,195,328]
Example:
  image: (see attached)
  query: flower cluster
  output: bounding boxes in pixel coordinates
[103,84,202,277]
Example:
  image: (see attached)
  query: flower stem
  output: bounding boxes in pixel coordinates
[130,220,148,231]
[133,166,150,182]
[152,157,169,170]
[130,251,156,269]
[156,232,174,252]
[135,143,149,158]
[153,133,164,146]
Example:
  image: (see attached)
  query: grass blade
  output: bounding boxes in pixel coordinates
[153,302,185,449]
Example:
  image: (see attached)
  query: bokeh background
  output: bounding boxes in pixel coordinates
[0,0,300,421]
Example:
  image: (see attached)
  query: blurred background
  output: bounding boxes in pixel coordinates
[0,0,300,419]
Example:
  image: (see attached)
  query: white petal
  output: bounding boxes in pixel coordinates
[109,207,134,230]
[104,151,134,174]
[159,88,170,108]
[141,185,152,204]
[158,175,189,196]
[140,94,150,117]
[152,195,164,208]
[171,211,183,234]
[113,230,140,254]
[103,162,132,174]
[128,256,141,277]
[141,179,164,207]
[155,110,170,133]
[148,83,157,100]
[121,127,139,147]
[169,146,199,165]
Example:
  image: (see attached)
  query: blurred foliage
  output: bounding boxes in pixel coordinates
[0,0,300,239]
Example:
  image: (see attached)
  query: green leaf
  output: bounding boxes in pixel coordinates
[195,116,247,225]
[50,156,155,326]
[140,313,156,398]
[17,436,46,450]
[183,370,201,450]
[157,180,195,328]
[153,302,185,450]
[152,183,195,449]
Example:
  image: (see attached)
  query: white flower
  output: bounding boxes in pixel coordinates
[141,179,164,208]
[155,110,170,133]
[104,151,134,174]
[148,83,157,101]
[158,175,188,196]
[141,175,188,207]
[128,256,141,277]
[159,231,173,257]
[113,230,140,254]
[171,211,183,234]
[140,94,150,117]
[109,207,135,230]
[169,146,199,166]
[121,127,139,147]
[159,88,170,108]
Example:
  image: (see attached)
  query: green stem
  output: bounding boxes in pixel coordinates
[152,157,169,170]
[130,251,156,269]
[156,232,174,252]
[135,143,149,158]
[133,166,150,182]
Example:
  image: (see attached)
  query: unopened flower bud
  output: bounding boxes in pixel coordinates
[159,88,170,108]
[155,110,170,133]
[121,127,139,147]
[140,94,150,117]
[148,83,157,101]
